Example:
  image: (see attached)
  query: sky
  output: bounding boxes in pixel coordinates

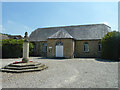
[2,2,118,36]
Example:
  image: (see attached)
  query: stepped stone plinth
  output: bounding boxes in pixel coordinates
[1,62,48,73]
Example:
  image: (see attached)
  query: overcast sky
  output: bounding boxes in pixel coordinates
[2,2,118,36]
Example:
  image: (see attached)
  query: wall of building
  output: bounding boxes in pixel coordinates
[74,40,101,57]
[32,39,101,58]
[47,38,74,58]
[32,41,47,57]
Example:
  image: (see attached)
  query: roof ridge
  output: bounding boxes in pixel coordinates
[37,23,110,29]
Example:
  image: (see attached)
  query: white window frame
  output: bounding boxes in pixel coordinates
[84,43,89,52]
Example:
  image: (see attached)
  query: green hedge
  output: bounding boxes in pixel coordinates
[101,31,120,60]
[2,39,33,58]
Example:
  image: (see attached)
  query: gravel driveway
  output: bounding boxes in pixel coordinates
[1,57,118,88]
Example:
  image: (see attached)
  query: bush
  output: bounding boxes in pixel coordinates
[101,31,120,60]
[2,39,33,58]
[29,42,34,56]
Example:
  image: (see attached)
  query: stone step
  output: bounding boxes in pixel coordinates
[1,66,48,73]
[9,62,41,67]
[4,64,45,70]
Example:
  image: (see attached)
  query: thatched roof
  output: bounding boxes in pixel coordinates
[29,24,111,41]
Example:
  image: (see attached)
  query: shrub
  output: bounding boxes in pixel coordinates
[101,31,120,60]
[29,42,34,56]
[2,39,33,58]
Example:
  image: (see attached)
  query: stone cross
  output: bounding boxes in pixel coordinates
[22,32,29,63]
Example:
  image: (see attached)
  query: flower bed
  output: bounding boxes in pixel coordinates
[13,61,33,64]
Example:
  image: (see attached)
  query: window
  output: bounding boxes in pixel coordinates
[98,42,101,52]
[84,42,89,52]
[56,41,63,46]
[43,43,47,52]
[33,44,36,52]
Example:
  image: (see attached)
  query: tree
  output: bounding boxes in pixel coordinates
[101,31,120,60]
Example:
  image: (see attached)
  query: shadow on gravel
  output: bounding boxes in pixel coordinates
[37,57,120,62]
[95,58,119,62]
[37,57,66,60]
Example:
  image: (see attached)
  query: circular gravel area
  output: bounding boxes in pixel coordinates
[1,57,118,88]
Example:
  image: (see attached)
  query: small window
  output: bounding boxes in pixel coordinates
[43,43,47,52]
[84,42,89,52]
[33,44,36,52]
[98,42,101,52]
[56,41,63,46]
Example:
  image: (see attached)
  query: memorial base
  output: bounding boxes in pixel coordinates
[1,61,48,73]
[22,58,29,63]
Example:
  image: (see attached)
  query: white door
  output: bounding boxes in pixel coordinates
[56,45,63,57]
